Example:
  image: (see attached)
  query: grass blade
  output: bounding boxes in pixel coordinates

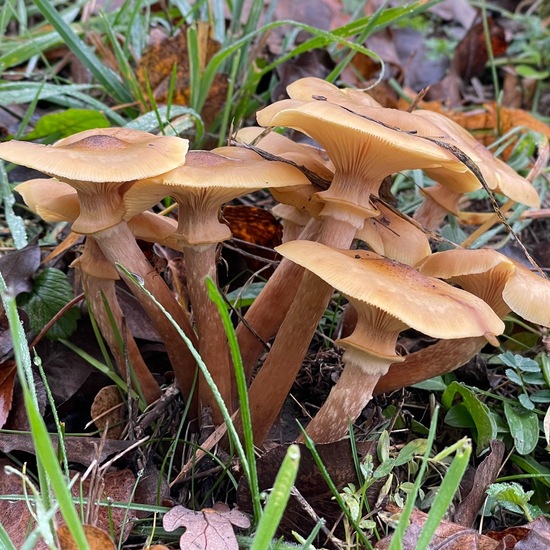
[250,444,300,550]
[415,438,472,548]
[32,0,133,104]
[0,272,88,548]
[205,277,262,522]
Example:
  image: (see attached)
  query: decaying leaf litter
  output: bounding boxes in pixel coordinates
[0,0,549,548]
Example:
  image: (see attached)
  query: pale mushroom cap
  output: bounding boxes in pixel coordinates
[419,185,462,215]
[276,240,505,339]
[123,149,310,218]
[504,262,550,326]
[235,126,335,181]
[286,77,381,108]
[15,178,80,222]
[418,248,550,326]
[417,248,513,279]
[126,211,180,248]
[356,203,431,266]
[0,128,189,183]
[257,99,477,189]
[415,110,539,207]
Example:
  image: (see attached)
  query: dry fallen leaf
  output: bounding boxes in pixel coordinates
[454,440,505,527]
[76,469,138,544]
[90,385,125,439]
[376,504,501,549]
[137,23,228,127]
[0,459,36,548]
[0,360,16,428]
[163,502,250,550]
[57,524,116,550]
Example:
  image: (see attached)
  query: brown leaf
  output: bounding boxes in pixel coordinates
[455,440,506,527]
[221,205,283,286]
[76,469,137,544]
[90,385,125,439]
[163,502,250,550]
[376,505,500,549]
[57,524,116,550]
[0,242,41,297]
[137,23,228,128]
[450,16,507,82]
[0,433,132,465]
[0,360,16,428]
[490,516,550,549]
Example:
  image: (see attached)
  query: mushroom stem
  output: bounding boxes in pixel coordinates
[300,353,395,443]
[242,217,357,445]
[236,218,323,382]
[374,336,487,395]
[82,271,162,404]
[184,243,234,423]
[92,222,199,403]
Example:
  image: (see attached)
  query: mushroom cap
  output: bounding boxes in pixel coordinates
[276,240,505,339]
[356,203,431,266]
[126,211,181,249]
[417,248,550,326]
[124,149,311,218]
[286,77,382,108]
[419,184,462,215]
[415,110,539,207]
[15,178,80,222]
[124,149,310,246]
[235,126,335,181]
[257,99,480,227]
[0,128,189,183]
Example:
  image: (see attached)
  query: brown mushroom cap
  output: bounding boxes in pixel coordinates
[0,127,189,183]
[276,240,505,340]
[286,77,382,108]
[123,149,310,246]
[415,110,539,207]
[417,248,550,326]
[257,99,479,228]
[15,178,80,222]
[235,126,335,181]
[356,202,431,266]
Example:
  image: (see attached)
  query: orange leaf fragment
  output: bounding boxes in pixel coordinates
[57,524,115,550]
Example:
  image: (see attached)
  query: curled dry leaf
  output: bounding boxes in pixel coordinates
[57,524,115,550]
[163,502,250,550]
[0,360,16,429]
[90,385,125,439]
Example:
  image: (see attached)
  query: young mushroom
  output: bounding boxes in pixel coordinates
[123,148,310,422]
[276,241,505,443]
[375,248,550,395]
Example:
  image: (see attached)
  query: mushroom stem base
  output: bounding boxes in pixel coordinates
[236,218,323,382]
[94,222,198,407]
[82,273,161,404]
[184,244,233,424]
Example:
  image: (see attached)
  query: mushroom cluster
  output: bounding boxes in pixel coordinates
[4,76,548,447]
